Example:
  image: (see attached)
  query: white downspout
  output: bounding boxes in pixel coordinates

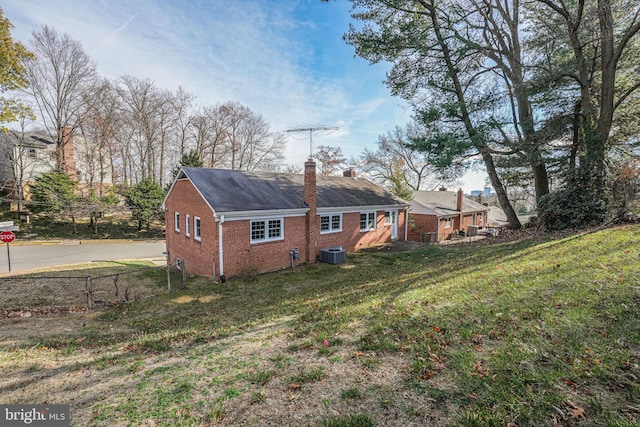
[218,215,225,282]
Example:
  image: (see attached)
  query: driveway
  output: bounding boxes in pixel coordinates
[0,240,166,274]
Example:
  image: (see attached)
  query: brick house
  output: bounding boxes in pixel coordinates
[407,188,489,242]
[163,160,409,281]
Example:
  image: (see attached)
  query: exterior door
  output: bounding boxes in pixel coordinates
[386,210,398,239]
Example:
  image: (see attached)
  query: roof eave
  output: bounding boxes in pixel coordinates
[317,204,409,214]
[217,208,309,220]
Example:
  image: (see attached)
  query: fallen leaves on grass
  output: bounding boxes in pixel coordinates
[565,401,587,420]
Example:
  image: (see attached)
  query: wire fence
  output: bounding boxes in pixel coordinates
[0,259,187,317]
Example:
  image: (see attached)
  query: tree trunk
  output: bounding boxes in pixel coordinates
[480,146,522,228]
[530,155,550,202]
[423,0,521,228]
[592,0,615,184]
[507,0,550,201]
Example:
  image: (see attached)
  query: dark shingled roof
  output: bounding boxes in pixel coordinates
[0,131,54,148]
[410,190,488,217]
[178,167,407,213]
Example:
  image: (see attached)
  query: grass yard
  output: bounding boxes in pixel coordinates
[0,225,638,426]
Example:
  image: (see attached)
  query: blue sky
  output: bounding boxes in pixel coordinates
[3,0,488,191]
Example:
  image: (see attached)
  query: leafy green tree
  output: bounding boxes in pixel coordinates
[171,149,203,178]
[29,171,78,217]
[29,171,80,234]
[346,0,522,228]
[0,8,34,128]
[167,149,204,190]
[538,168,611,230]
[125,179,165,232]
[529,0,640,225]
[388,169,414,201]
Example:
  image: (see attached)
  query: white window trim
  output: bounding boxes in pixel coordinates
[360,211,377,232]
[174,212,180,232]
[250,217,284,243]
[185,214,191,237]
[384,210,397,226]
[444,217,452,228]
[320,213,342,234]
[194,216,201,241]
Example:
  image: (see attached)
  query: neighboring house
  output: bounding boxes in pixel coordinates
[0,131,59,203]
[0,128,113,204]
[408,188,489,242]
[163,160,409,280]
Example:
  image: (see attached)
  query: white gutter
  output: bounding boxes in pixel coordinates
[221,208,308,220]
[217,214,225,281]
[316,204,410,215]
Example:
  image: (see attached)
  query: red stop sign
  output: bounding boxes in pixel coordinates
[0,231,15,243]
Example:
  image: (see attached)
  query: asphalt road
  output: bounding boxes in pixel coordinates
[0,241,167,273]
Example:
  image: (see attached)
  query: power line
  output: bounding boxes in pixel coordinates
[286,125,339,158]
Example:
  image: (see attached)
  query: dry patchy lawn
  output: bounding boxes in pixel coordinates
[1,225,639,426]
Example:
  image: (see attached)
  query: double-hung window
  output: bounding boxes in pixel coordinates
[185,215,191,237]
[444,217,452,228]
[194,217,201,241]
[360,212,376,232]
[174,212,180,232]
[251,218,283,243]
[320,214,342,233]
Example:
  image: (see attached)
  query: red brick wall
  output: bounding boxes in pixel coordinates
[461,212,487,231]
[166,177,408,279]
[316,210,405,254]
[407,213,439,242]
[219,216,308,277]
[164,179,218,278]
[439,216,462,241]
[407,213,459,242]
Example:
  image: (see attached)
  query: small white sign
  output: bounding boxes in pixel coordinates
[0,225,19,232]
[0,221,14,228]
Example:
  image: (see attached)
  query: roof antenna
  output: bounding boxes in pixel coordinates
[286,125,339,158]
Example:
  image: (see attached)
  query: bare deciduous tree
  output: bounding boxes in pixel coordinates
[360,123,445,192]
[77,78,120,194]
[189,105,228,168]
[116,75,167,184]
[23,26,97,174]
[313,145,346,176]
[214,101,285,171]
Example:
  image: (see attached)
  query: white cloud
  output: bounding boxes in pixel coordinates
[3,0,487,187]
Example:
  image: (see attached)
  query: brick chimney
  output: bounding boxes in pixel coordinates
[439,186,447,191]
[457,188,464,211]
[343,168,356,178]
[58,126,77,180]
[304,159,317,264]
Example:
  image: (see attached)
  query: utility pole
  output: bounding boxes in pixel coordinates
[286,126,339,157]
